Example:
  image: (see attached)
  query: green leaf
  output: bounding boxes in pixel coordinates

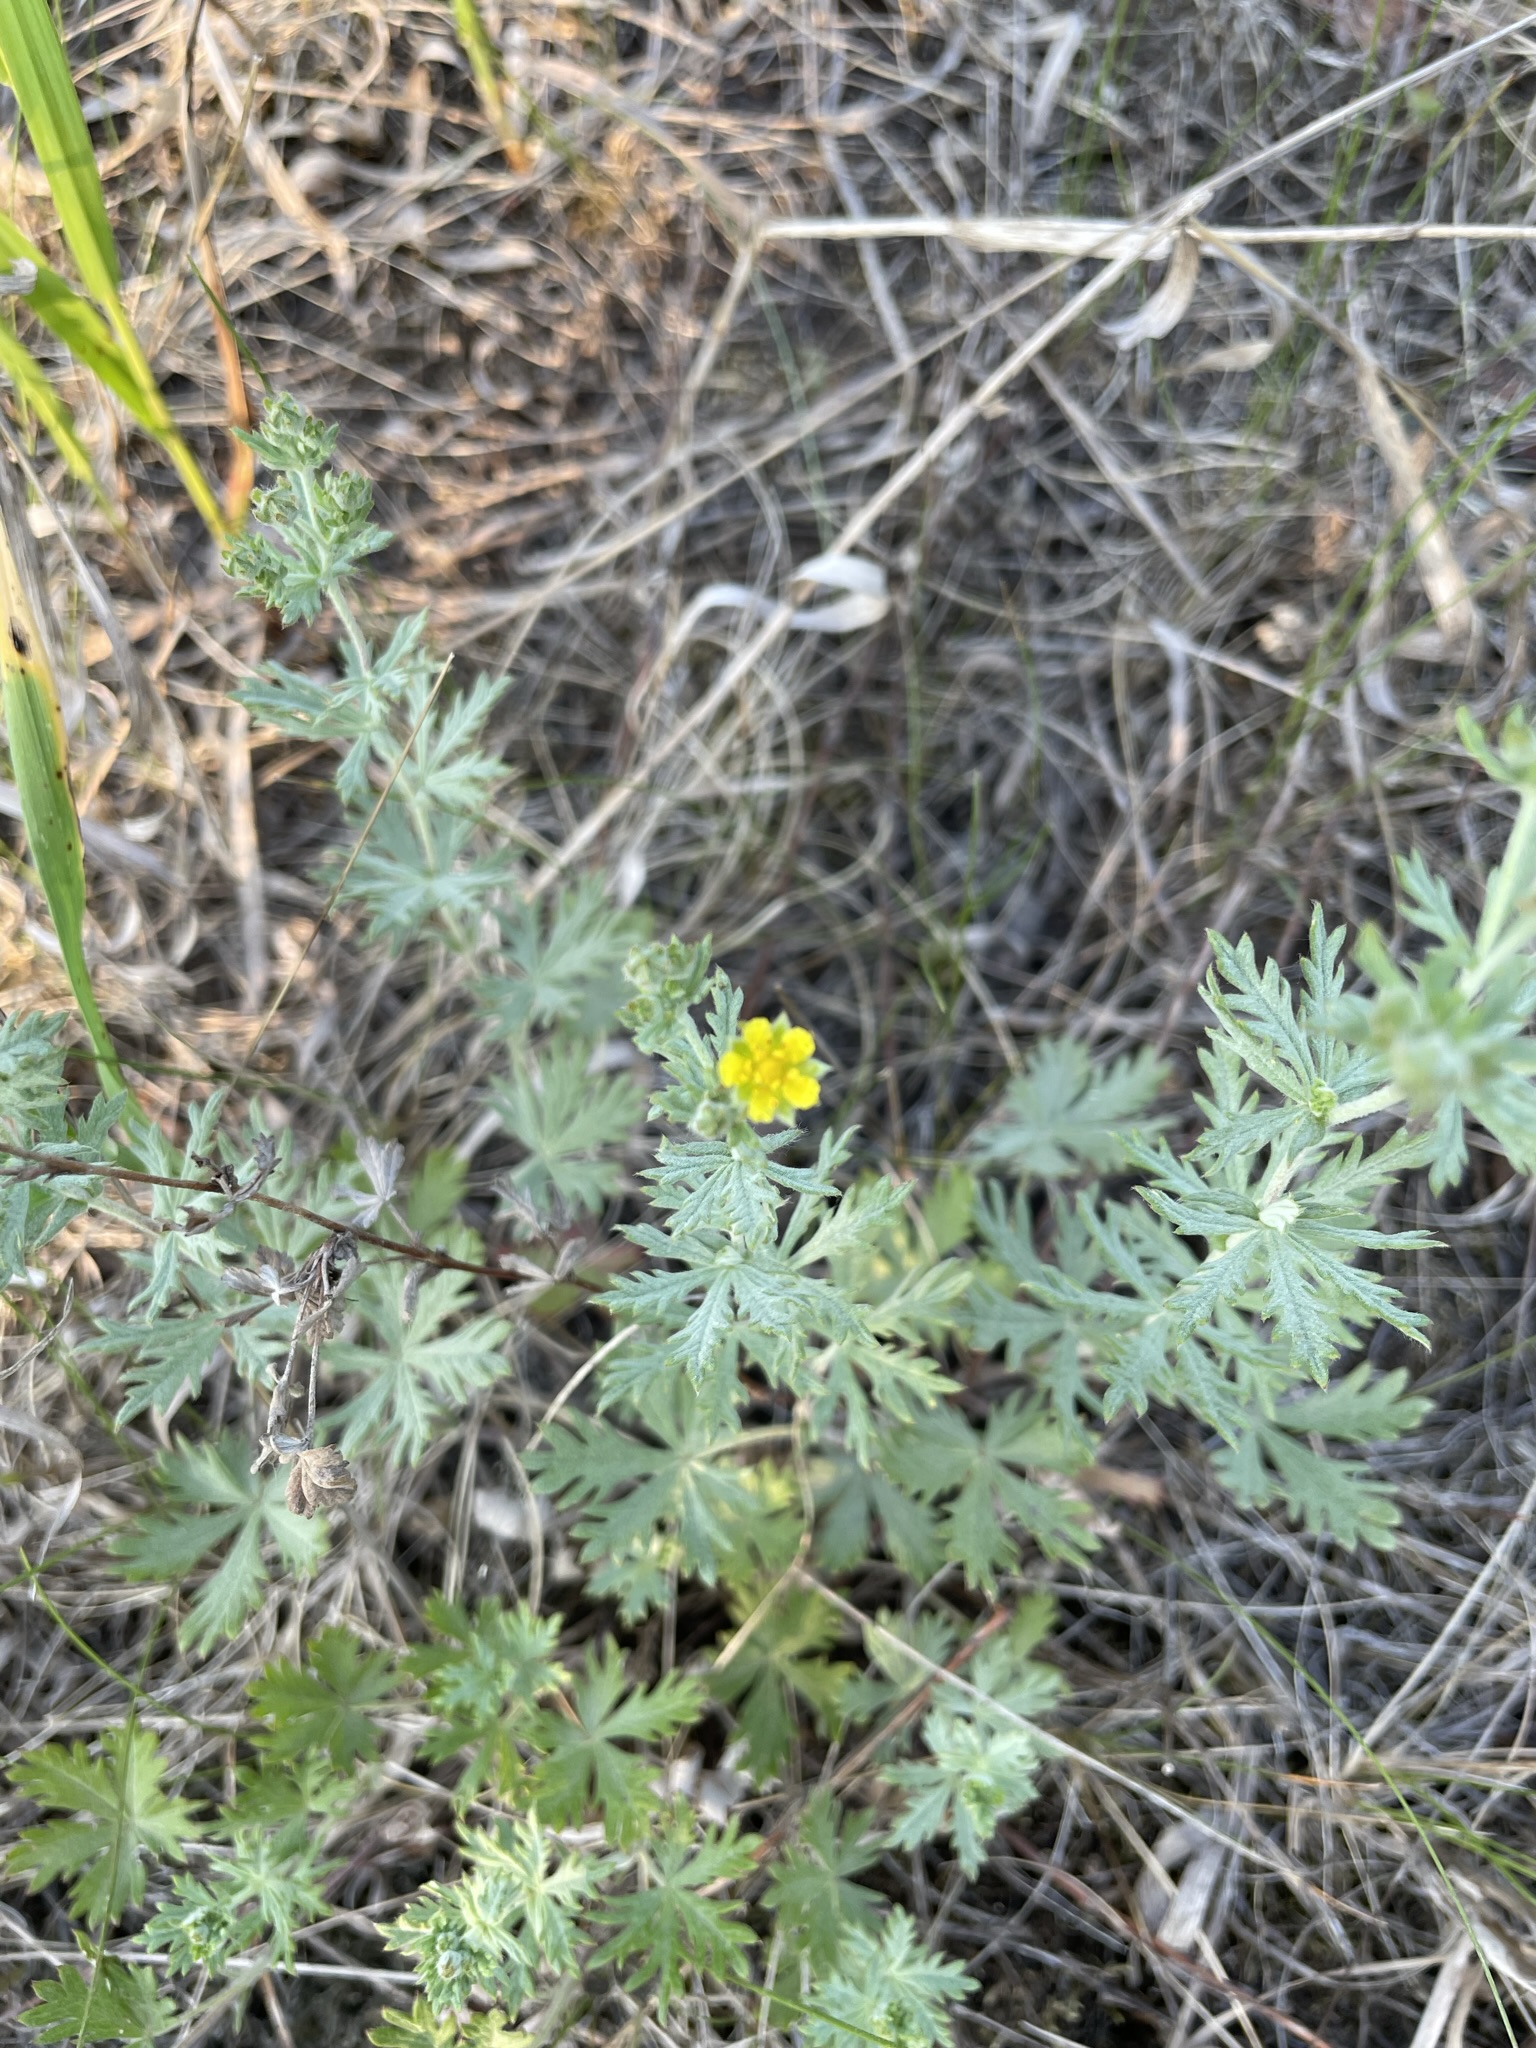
[883,1395,1095,1594]
[0,0,120,306]
[0,315,105,494]
[0,0,222,530]
[879,1606,1061,1874]
[25,1955,176,2045]
[1270,1362,1430,1442]
[383,1817,595,2018]
[369,2001,506,2048]
[8,1723,199,1930]
[91,1310,221,1426]
[333,1254,507,1469]
[709,1584,853,1777]
[251,1625,396,1767]
[968,1038,1168,1178]
[406,1146,469,1237]
[815,1454,944,1582]
[530,1639,705,1842]
[589,1822,756,2018]
[0,512,124,1092]
[226,397,386,621]
[528,1390,755,1588]
[761,1790,881,1981]
[1214,1427,1408,1548]
[407,1596,567,1797]
[110,1433,327,1652]
[0,215,146,410]
[367,2003,461,2048]
[492,1044,642,1215]
[484,878,648,1039]
[804,1908,975,2048]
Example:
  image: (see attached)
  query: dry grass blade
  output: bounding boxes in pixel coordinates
[1354,348,1478,656]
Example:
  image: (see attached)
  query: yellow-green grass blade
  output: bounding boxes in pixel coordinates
[0,216,148,416]
[0,0,119,310]
[451,0,531,170]
[0,501,125,1096]
[452,0,506,126]
[0,318,110,501]
[0,0,226,537]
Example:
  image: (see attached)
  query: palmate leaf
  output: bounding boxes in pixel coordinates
[385,1877,533,2015]
[333,1253,508,1468]
[1215,1427,1405,1548]
[876,1611,1061,1874]
[589,1822,756,2018]
[111,1433,327,1652]
[492,1045,642,1215]
[611,1232,864,1392]
[805,1908,975,2048]
[407,1595,567,1789]
[25,1955,177,2046]
[8,1723,200,1931]
[968,1037,1168,1179]
[760,1790,881,1981]
[1213,1365,1433,1549]
[485,875,648,1038]
[226,402,386,621]
[529,1639,705,1842]
[250,1625,396,1767]
[0,1026,115,1289]
[527,1388,755,1584]
[90,1309,221,1426]
[341,797,516,948]
[883,1395,1094,1593]
[367,2002,462,2048]
[815,1452,944,1582]
[643,1131,815,1244]
[383,1816,595,2018]
[709,1583,854,1776]
[885,1711,1046,1876]
[368,2001,528,2048]
[1273,1361,1432,1442]
[1135,1127,1434,1385]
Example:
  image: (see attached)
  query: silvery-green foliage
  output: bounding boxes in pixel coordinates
[1343,705,1536,1188]
[20,397,1536,2048]
[972,905,1439,1547]
[226,400,514,955]
[0,1010,114,1291]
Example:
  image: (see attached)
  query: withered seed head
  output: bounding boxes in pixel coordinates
[284,1443,358,1518]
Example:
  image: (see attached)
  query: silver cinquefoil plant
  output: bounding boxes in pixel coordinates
[5,396,1531,2046]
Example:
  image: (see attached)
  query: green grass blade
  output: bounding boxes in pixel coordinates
[0,0,120,310]
[0,218,148,416]
[0,319,110,501]
[0,502,125,1096]
[0,1,226,538]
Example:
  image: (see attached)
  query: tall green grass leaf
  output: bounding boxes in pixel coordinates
[0,0,119,308]
[0,317,103,494]
[0,218,151,414]
[0,496,124,1093]
[0,0,225,535]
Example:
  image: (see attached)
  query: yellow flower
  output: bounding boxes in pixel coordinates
[717,1015,821,1124]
